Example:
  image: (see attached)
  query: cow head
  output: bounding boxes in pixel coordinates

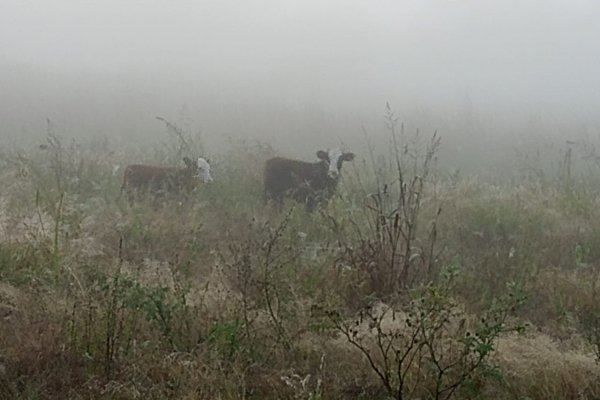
[316,148,355,179]
[183,156,213,183]
[196,157,214,183]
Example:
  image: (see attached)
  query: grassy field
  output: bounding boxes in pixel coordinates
[1,120,600,399]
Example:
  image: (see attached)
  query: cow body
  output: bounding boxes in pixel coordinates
[121,157,212,203]
[264,149,354,211]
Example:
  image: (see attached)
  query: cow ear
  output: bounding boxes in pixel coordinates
[183,157,193,168]
[316,150,328,161]
[342,152,355,161]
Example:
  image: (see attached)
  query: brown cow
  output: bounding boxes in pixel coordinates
[121,157,213,203]
[264,148,354,211]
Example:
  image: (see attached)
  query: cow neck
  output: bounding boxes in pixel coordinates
[316,160,329,171]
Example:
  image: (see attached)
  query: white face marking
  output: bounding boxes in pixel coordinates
[327,148,343,179]
[196,157,213,183]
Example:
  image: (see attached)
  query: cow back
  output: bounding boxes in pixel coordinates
[122,164,196,197]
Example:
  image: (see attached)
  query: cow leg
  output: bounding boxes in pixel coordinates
[126,189,136,206]
[265,190,283,211]
[270,194,284,211]
[305,196,318,213]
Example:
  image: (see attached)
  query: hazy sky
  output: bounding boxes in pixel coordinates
[2,1,599,104]
[1,0,600,150]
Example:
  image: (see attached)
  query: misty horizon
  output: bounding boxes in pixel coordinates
[2,0,600,170]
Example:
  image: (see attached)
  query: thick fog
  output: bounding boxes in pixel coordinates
[1,0,600,169]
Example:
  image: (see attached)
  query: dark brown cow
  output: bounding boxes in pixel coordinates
[264,148,355,211]
[121,156,213,203]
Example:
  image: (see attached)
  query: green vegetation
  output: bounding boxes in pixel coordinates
[1,117,600,399]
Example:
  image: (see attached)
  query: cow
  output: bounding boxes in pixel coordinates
[264,148,355,211]
[121,156,213,203]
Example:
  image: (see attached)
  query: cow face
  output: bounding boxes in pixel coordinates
[182,156,213,183]
[196,157,214,183]
[317,148,355,179]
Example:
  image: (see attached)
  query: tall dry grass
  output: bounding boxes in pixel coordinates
[1,117,600,399]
